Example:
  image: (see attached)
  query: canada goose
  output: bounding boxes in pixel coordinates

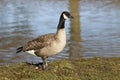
[16,11,73,70]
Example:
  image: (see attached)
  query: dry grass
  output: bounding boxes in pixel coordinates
[0,57,120,80]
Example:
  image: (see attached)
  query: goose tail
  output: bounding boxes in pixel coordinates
[16,46,23,53]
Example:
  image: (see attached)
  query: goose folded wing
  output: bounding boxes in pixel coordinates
[23,34,55,51]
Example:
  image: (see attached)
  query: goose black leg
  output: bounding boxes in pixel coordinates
[41,56,48,70]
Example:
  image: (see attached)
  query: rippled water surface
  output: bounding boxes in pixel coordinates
[0,0,120,64]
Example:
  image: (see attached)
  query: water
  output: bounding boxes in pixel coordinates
[0,0,120,64]
[80,0,120,58]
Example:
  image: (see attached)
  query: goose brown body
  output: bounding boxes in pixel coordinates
[23,29,66,57]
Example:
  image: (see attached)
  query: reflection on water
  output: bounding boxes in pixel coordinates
[0,0,120,64]
[68,0,82,59]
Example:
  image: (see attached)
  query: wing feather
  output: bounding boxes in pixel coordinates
[23,33,56,51]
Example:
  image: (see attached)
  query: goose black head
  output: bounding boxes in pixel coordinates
[57,11,73,29]
[62,11,73,20]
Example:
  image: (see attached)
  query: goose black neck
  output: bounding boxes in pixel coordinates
[57,14,65,30]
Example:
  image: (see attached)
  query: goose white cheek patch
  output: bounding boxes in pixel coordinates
[63,14,68,19]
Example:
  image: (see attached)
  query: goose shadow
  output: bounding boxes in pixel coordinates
[25,62,43,69]
[25,62,53,70]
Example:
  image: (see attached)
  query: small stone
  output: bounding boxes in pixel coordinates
[35,67,39,69]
